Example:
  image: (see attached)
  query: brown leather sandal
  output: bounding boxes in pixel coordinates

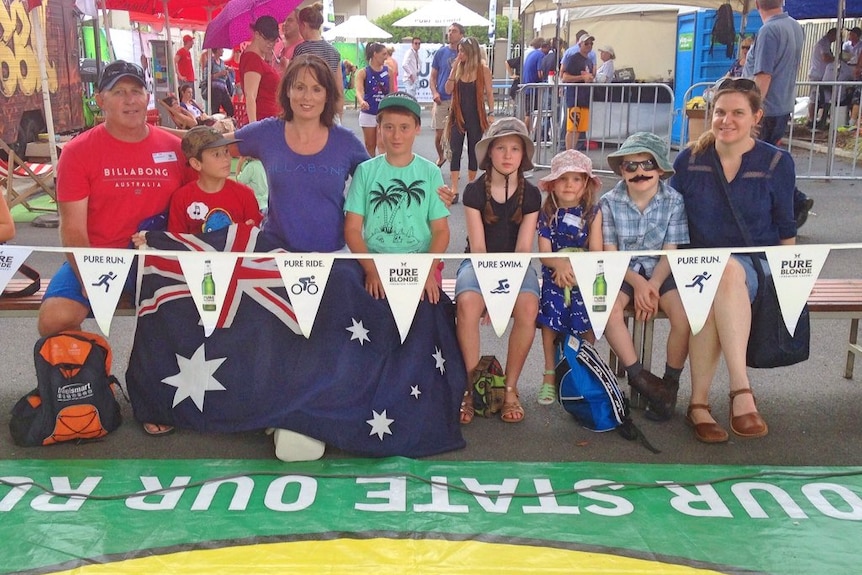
[459,390,475,425]
[729,389,768,438]
[685,404,728,443]
[500,386,525,423]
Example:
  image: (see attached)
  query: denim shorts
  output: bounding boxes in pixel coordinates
[735,253,770,303]
[454,258,540,299]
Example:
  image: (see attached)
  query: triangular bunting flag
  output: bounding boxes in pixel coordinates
[470,254,534,337]
[274,254,335,338]
[0,245,34,294]
[73,249,134,336]
[765,245,830,334]
[668,249,731,335]
[372,254,436,343]
[177,252,238,337]
[570,251,630,340]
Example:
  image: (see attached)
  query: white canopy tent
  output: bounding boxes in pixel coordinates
[531,4,697,81]
[521,0,749,15]
[322,15,391,41]
[393,0,493,27]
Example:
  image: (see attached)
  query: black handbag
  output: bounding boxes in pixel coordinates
[1,264,40,298]
[711,151,810,368]
[747,259,810,368]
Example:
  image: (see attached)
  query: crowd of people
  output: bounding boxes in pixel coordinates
[26,2,816,457]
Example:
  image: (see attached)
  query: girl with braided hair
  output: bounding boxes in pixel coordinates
[454,118,541,424]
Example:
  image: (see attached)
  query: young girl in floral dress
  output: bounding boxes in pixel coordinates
[535,150,603,404]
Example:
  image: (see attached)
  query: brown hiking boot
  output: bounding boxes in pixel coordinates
[628,370,677,420]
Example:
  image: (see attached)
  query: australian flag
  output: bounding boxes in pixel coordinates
[126,225,467,457]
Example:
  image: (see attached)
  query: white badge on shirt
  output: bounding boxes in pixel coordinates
[561,212,583,230]
[152,151,178,164]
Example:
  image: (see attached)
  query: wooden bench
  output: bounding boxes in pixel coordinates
[0,278,135,318]
[4,276,860,378]
[441,278,862,379]
[633,279,862,379]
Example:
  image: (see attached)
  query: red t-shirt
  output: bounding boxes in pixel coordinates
[239,51,280,120]
[57,125,194,248]
[176,46,195,81]
[167,178,262,234]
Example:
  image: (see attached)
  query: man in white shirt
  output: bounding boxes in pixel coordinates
[401,37,422,98]
[808,28,836,127]
[841,27,862,80]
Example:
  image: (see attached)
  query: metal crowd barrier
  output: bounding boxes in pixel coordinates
[515,82,674,171]
[680,80,862,182]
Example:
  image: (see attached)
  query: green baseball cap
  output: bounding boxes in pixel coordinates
[377,92,422,122]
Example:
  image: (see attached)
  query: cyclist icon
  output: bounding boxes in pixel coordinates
[291,275,318,295]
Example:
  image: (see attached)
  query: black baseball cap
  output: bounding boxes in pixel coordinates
[99,60,146,92]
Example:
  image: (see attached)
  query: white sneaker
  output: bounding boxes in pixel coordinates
[273,429,325,462]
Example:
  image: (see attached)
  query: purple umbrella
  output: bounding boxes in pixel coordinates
[203,0,302,49]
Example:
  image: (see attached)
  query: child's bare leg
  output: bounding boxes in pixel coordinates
[456,290,485,424]
[501,293,538,421]
[660,290,690,372]
[604,291,638,367]
[538,326,558,405]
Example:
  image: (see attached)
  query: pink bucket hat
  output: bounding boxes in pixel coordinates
[538,150,602,193]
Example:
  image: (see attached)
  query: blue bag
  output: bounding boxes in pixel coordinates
[555,334,660,453]
[555,334,627,432]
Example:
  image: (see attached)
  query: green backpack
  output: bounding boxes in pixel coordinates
[471,355,506,417]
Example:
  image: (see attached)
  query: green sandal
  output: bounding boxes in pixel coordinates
[537,370,556,405]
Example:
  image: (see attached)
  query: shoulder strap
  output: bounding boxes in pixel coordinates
[1,264,40,298]
[710,151,765,274]
[710,151,755,247]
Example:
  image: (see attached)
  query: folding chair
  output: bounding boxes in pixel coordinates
[0,139,56,212]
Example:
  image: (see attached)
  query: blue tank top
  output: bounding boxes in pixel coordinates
[362,65,390,115]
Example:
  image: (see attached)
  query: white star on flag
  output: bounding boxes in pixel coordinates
[410,385,422,399]
[162,344,227,411]
[366,409,394,440]
[432,347,446,374]
[346,318,371,345]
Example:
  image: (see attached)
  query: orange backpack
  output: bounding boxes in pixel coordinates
[10,331,123,446]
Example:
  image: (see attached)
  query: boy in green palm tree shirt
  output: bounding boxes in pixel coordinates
[345,92,451,303]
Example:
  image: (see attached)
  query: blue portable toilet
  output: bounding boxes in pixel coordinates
[672,9,763,145]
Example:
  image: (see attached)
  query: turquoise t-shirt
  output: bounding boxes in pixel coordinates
[234,158,269,210]
[345,154,449,253]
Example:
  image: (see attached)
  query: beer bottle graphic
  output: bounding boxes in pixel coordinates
[592,259,607,312]
[202,259,217,311]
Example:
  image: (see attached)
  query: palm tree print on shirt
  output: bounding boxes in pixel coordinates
[367,178,426,252]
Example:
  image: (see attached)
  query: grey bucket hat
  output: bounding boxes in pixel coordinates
[475,117,535,172]
[606,132,674,179]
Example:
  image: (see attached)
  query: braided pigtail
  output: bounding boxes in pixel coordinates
[482,174,499,225]
[509,172,525,224]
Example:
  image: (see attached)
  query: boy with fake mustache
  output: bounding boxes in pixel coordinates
[596,132,690,422]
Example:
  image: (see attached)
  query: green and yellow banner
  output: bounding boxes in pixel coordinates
[2,458,860,574]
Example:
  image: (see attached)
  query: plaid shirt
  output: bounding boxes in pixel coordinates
[599,179,690,277]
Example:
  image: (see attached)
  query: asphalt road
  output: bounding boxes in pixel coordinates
[2,109,861,466]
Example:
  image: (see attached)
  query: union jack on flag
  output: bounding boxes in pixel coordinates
[127,224,467,457]
[138,224,301,334]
